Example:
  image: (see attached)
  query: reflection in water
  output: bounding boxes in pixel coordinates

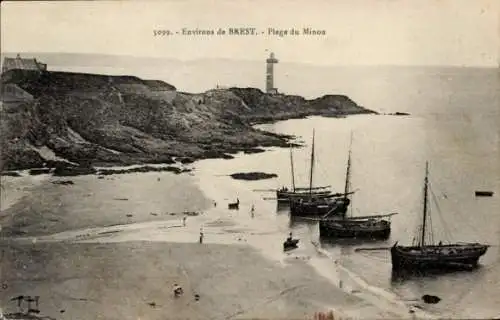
[276,201,290,214]
[288,214,317,229]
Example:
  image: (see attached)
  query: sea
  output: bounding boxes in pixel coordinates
[2,63,499,319]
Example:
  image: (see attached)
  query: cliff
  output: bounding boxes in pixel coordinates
[0,69,375,171]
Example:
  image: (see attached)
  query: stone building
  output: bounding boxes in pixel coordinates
[1,54,47,74]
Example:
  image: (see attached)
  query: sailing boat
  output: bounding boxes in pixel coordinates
[276,143,333,203]
[289,129,352,216]
[391,162,489,272]
[319,134,397,240]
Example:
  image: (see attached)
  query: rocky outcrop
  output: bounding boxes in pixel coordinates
[230,172,278,180]
[0,69,375,172]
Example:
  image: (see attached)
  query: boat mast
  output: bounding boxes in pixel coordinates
[289,144,296,192]
[344,133,353,198]
[344,133,353,218]
[420,161,429,248]
[309,129,315,199]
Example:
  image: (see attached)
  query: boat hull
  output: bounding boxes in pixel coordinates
[475,191,494,197]
[391,244,488,272]
[290,198,349,216]
[283,239,299,251]
[319,219,391,240]
[276,190,332,203]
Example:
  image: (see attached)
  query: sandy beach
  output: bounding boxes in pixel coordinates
[1,240,385,320]
[0,169,435,320]
[0,170,210,237]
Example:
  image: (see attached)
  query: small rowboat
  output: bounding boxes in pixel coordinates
[283,238,299,251]
[475,191,494,197]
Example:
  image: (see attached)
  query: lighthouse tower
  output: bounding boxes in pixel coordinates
[266,52,279,94]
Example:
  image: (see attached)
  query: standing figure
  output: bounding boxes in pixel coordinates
[183,216,187,227]
[199,228,204,244]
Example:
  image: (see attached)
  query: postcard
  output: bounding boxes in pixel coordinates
[1,1,499,319]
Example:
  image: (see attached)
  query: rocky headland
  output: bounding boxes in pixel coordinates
[0,69,376,175]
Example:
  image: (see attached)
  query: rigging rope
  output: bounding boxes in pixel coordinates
[428,177,484,237]
[413,225,422,246]
[429,183,454,243]
[427,204,434,245]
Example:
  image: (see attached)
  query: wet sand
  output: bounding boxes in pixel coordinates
[0,171,210,237]
[0,172,423,319]
[0,241,392,320]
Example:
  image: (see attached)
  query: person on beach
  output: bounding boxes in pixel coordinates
[213,201,217,207]
[199,228,204,244]
[287,232,293,241]
[251,205,255,218]
[183,216,187,226]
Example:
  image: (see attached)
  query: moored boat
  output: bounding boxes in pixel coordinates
[475,190,494,197]
[391,242,489,271]
[391,162,489,272]
[319,134,397,240]
[275,143,334,203]
[283,232,299,251]
[228,198,240,210]
[290,196,349,216]
[276,186,332,203]
[289,129,351,217]
[320,216,394,240]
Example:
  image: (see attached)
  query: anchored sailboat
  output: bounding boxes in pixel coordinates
[276,143,333,203]
[289,129,352,216]
[319,134,397,239]
[391,162,489,272]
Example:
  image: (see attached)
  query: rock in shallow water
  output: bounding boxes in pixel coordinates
[422,294,441,304]
[230,172,278,181]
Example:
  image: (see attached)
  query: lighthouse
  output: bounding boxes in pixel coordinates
[266,52,279,94]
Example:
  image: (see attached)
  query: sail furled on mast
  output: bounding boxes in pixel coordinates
[309,129,315,197]
[289,144,296,192]
[420,161,430,247]
[344,132,354,218]
[344,132,353,198]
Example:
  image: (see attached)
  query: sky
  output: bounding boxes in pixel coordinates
[1,0,499,67]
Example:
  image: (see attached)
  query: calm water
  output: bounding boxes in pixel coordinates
[2,66,499,318]
[191,67,500,318]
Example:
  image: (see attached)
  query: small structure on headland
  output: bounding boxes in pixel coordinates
[1,54,47,74]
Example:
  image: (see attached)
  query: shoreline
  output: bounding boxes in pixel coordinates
[0,114,434,320]
[0,170,212,238]
[0,170,435,320]
[0,113,378,177]
[192,162,436,320]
